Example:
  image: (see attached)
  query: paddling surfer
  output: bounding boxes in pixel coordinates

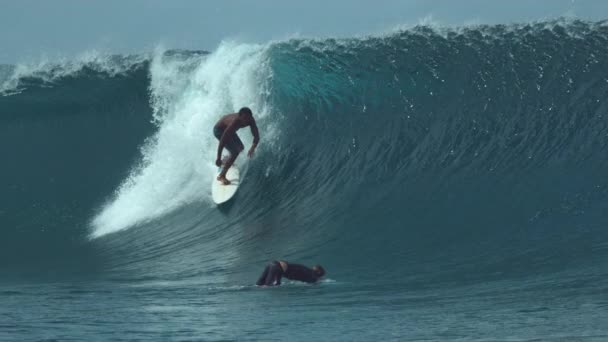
[256,260,326,286]
[213,107,259,185]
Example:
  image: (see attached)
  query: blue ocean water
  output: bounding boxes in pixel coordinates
[1,20,608,341]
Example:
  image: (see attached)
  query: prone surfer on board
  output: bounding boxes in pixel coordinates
[256,260,326,286]
[213,107,260,185]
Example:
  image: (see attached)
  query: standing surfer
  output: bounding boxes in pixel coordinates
[213,107,260,185]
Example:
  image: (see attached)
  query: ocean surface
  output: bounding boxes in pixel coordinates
[1,20,608,341]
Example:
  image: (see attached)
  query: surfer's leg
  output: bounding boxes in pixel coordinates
[234,134,244,154]
[256,265,270,286]
[214,126,232,184]
[264,261,283,286]
[217,135,244,185]
[217,152,238,185]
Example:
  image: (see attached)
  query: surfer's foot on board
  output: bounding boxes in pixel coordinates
[217,175,231,185]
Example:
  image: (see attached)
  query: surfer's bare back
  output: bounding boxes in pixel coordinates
[213,107,260,185]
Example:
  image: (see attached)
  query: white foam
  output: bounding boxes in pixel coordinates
[91,41,272,238]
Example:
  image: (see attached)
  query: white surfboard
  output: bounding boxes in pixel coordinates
[211,165,241,204]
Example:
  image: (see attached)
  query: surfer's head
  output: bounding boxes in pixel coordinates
[313,264,325,279]
[238,107,253,117]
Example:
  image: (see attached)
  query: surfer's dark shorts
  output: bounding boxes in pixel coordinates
[213,126,244,156]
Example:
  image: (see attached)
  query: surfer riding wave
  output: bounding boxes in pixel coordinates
[213,107,260,185]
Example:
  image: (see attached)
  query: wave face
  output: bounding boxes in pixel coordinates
[1,20,607,292]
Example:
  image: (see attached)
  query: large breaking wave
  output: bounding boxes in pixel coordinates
[1,20,607,286]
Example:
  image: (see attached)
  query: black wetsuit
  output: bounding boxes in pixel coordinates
[256,261,321,286]
[256,261,283,286]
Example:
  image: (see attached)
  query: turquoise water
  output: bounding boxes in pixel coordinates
[1,20,608,341]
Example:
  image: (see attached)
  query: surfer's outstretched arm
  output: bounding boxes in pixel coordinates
[247,120,260,158]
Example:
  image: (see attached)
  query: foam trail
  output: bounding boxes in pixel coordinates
[91,42,272,238]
